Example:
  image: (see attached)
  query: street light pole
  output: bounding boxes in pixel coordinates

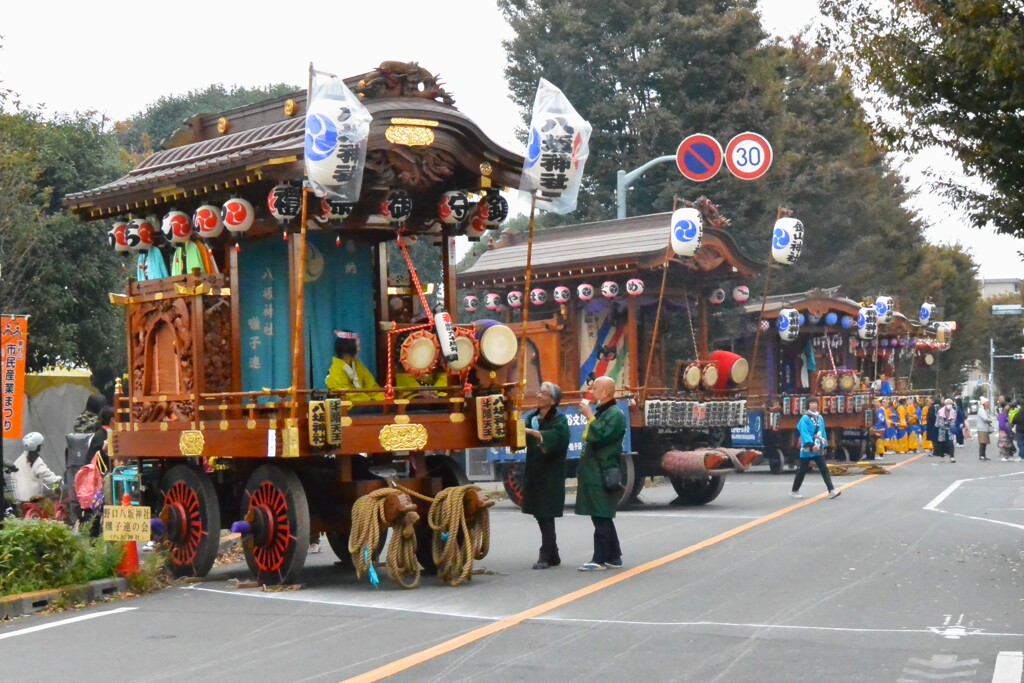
[989,337,995,409]
[616,155,676,219]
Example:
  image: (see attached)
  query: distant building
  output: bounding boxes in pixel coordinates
[978,277,1022,300]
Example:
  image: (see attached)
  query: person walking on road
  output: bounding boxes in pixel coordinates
[975,397,994,461]
[998,403,1016,461]
[934,399,957,462]
[925,396,940,456]
[1011,401,1024,462]
[790,399,841,500]
[522,381,570,570]
[575,375,626,571]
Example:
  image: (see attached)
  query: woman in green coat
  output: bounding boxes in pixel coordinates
[522,382,570,569]
[575,376,626,571]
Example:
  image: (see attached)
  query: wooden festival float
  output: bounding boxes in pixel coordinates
[64,62,527,586]
[457,199,766,506]
[730,287,948,471]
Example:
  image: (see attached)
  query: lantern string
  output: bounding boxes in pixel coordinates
[396,230,434,325]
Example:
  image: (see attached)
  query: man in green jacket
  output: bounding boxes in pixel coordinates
[522,381,570,570]
[575,375,626,571]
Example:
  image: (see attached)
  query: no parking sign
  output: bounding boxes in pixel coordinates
[675,134,723,182]
[725,132,773,180]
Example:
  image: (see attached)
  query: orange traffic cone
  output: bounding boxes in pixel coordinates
[115,493,140,578]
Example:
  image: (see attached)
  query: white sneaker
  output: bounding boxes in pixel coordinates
[789,491,803,499]
[1001,457,1010,461]
[308,542,321,554]
[142,541,156,552]
[949,457,956,463]
[828,490,842,499]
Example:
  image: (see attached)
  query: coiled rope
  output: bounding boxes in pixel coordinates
[348,488,421,589]
[429,485,491,587]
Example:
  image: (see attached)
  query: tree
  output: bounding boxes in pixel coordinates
[977,292,1024,400]
[819,1,1024,243]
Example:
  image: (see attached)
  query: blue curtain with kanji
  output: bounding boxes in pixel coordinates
[238,233,375,393]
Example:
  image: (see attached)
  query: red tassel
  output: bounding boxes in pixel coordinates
[335,235,341,247]
[234,241,240,253]
[282,230,289,241]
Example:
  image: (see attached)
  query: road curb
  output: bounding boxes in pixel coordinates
[0,577,128,621]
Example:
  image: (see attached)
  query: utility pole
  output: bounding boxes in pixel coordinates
[616,155,675,219]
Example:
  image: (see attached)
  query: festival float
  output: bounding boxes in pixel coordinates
[65,62,529,587]
[457,199,765,506]
[731,287,949,471]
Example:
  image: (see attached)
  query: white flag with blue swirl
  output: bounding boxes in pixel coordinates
[305,73,371,202]
[519,78,592,214]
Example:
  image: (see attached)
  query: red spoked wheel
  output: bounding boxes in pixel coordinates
[501,463,524,508]
[160,465,221,578]
[241,465,309,585]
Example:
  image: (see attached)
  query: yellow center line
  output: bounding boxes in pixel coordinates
[342,453,925,682]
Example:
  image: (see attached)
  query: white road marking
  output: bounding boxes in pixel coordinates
[992,651,1023,683]
[186,586,1024,640]
[0,607,137,640]
[924,472,1024,531]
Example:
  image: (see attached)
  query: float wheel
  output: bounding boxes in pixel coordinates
[501,463,525,508]
[160,465,220,578]
[669,475,725,506]
[241,465,309,585]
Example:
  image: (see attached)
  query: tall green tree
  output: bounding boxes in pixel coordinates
[978,292,1024,400]
[819,0,1024,242]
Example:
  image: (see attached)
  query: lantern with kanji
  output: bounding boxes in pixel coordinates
[484,292,502,312]
[626,278,644,296]
[857,306,878,340]
[601,281,619,299]
[529,288,547,306]
[267,182,302,223]
[920,302,936,323]
[193,204,224,240]
[771,217,804,266]
[321,196,354,222]
[874,296,894,324]
[438,191,470,225]
[553,286,571,304]
[507,290,524,309]
[161,211,192,244]
[777,308,800,342]
[467,191,509,237]
[108,221,130,253]
[380,189,413,224]
[732,285,750,303]
[577,283,594,301]
[463,295,479,313]
[125,217,156,251]
[669,207,702,257]
[708,288,726,305]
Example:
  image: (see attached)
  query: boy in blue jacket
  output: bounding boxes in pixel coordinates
[791,399,842,500]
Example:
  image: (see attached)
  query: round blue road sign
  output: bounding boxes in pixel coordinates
[675,134,723,182]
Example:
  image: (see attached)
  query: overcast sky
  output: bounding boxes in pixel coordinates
[1,0,1020,278]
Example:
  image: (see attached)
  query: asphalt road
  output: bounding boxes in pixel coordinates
[2,440,1022,683]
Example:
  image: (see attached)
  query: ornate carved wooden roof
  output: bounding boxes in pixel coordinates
[458,212,764,287]
[66,68,523,221]
[741,288,934,337]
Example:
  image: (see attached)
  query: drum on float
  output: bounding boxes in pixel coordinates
[680,362,702,390]
[707,350,749,392]
[701,363,719,390]
[447,327,480,372]
[399,330,440,376]
[474,320,518,369]
[838,371,857,393]
[818,372,839,394]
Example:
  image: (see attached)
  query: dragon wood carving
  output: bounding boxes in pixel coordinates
[355,61,455,105]
[365,147,457,191]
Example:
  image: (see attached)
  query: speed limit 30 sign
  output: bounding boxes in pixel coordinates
[725,132,773,180]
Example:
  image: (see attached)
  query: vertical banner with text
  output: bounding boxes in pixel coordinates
[1,317,28,439]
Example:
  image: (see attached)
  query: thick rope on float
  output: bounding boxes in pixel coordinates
[349,489,421,589]
[429,485,491,587]
[661,448,756,478]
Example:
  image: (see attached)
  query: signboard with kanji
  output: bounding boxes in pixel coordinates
[102,505,152,542]
[1,316,28,439]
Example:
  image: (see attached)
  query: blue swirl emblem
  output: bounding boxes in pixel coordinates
[773,227,790,250]
[919,305,930,321]
[858,313,866,328]
[777,316,789,331]
[305,113,338,162]
[673,219,699,243]
[875,301,888,316]
[525,128,542,168]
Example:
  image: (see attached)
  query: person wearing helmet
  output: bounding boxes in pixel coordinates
[11,432,62,503]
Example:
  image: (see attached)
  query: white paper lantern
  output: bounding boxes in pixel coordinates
[125,217,157,251]
[920,302,936,323]
[193,204,224,240]
[320,196,354,222]
[669,207,703,258]
[529,288,547,306]
[771,217,804,266]
[708,288,726,305]
[267,183,302,222]
[732,285,750,303]
[858,306,879,340]
[463,295,479,313]
[507,290,523,309]
[484,293,502,312]
[161,211,192,244]
[438,191,470,225]
[108,221,130,252]
[601,281,619,299]
[577,283,594,301]
[626,278,644,296]
[380,189,413,223]
[222,198,256,235]
[553,286,571,303]
[874,296,895,324]
[777,308,800,342]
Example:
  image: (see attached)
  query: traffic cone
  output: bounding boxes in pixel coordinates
[116,493,140,578]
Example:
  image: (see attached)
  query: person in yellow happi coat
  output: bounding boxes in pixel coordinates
[920,398,933,451]
[895,398,909,453]
[325,331,384,404]
[881,398,897,454]
[906,396,922,452]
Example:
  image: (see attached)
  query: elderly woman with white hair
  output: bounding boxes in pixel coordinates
[934,398,958,462]
[522,381,570,570]
[975,397,994,461]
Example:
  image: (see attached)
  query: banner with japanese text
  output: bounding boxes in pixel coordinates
[305,69,372,203]
[1,316,28,439]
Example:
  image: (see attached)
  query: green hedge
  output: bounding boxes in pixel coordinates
[0,519,122,596]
